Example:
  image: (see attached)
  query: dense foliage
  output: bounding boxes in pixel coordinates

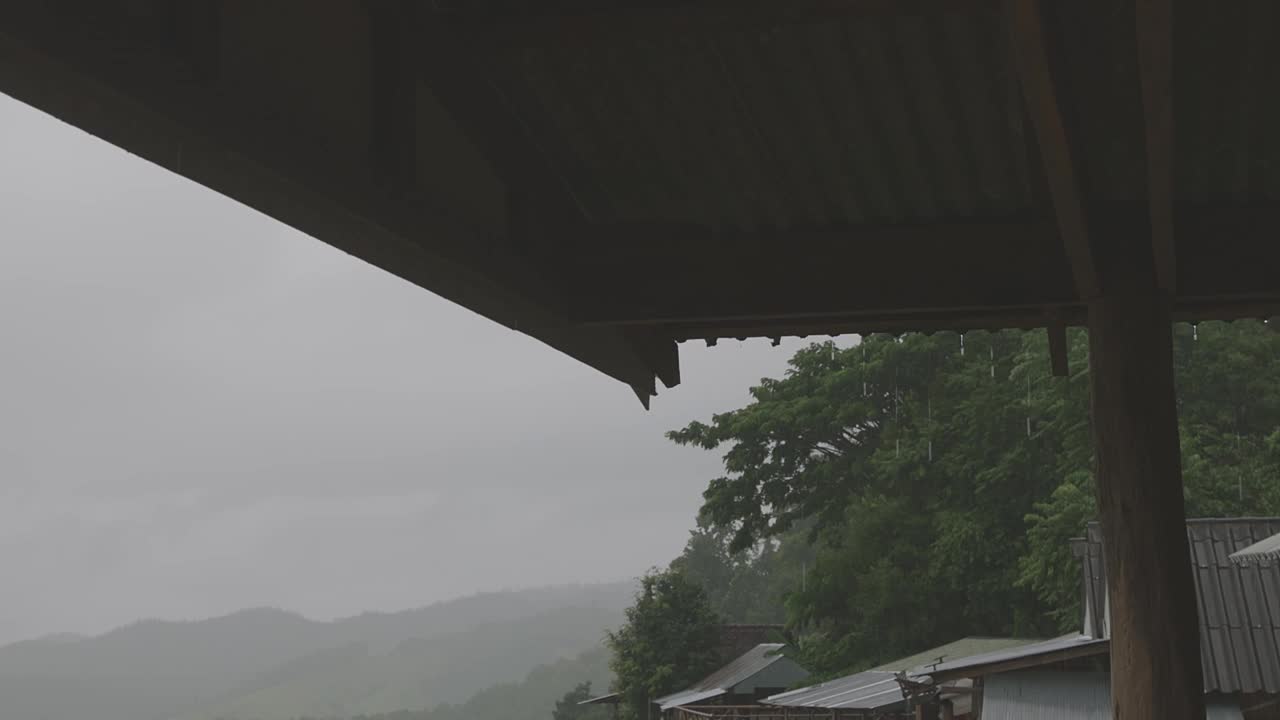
[552,681,609,720]
[668,322,1280,676]
[605,569,723,719]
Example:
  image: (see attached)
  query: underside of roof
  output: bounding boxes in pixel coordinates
[2,1,1279,401]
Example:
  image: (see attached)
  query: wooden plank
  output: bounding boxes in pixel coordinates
[1046,320,1069,376]
[1136,0,1175,292]
[1087,292,1204,720]
[1006,0,1100,300]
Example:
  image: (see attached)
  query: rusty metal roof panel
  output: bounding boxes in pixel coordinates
[502,3,1038,232]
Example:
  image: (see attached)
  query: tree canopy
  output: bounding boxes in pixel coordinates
[668,322,1280,676]
[605,569,722,719]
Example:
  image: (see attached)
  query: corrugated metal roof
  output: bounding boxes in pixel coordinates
[1230,530,1280,564]
[578,692,619,706]
[503,3,1039,232]
[655,643,795,710]
[871,636,1043,672]
[765,670,902,711]
[981,671,1243,720]
[1079,518,1280,695]
[929,635,1109,678]
[656,688,726,709]
[764,637,1041,711]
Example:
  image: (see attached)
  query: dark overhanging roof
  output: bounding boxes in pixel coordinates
[2,1,1278,403]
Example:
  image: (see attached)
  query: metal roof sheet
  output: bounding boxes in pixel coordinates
[1079,518,1280,695]
[764,637,1041,711]
[765,669,902,711]
[1230,531,1280,564]
[656,688,727,710]
[578,692,620,706]
[871,636,1043,673]
[655,643,796,710]
[929,635,1110,678]
[981,671,1243,720]
[505,3,1039,233]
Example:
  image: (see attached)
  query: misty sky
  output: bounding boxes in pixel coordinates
[0,93,829,645]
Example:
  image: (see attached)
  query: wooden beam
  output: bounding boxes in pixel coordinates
[1006,0,1100,300]
[1046,319,1069,377]
[1136,0,1175,293]
[564,212,1280,336]
[569,220,1076,325]
[443,0,1000,48]
[1087,293,1204,720]
[414,10,585,223]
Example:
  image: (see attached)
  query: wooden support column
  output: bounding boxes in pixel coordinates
[1088,291,1204,720]
[1012,0,1203,714]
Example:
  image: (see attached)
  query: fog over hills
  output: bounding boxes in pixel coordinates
[0,583,633,720]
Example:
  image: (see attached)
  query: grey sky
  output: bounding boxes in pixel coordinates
[0,93,819,645]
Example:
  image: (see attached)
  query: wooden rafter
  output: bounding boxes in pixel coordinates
[1136,0,1175,293]
[1006,0,1100,300]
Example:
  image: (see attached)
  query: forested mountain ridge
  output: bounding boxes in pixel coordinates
[0,583,632,720]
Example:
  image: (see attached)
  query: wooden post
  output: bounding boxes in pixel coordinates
[1087,292,1205,719]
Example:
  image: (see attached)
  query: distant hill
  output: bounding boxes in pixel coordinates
[0,583,633,720]
[348,645,614,720]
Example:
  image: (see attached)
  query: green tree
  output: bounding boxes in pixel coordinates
[670,522,813,625]
[553,681,608,720]
[670,323,1280,674]
[605,569,722,719]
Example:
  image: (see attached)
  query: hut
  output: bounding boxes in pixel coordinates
[656,643,809,720]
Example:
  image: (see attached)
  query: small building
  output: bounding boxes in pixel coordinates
[766,517,1280,719]
[655,643,809,719]
[920,518,1280,719]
